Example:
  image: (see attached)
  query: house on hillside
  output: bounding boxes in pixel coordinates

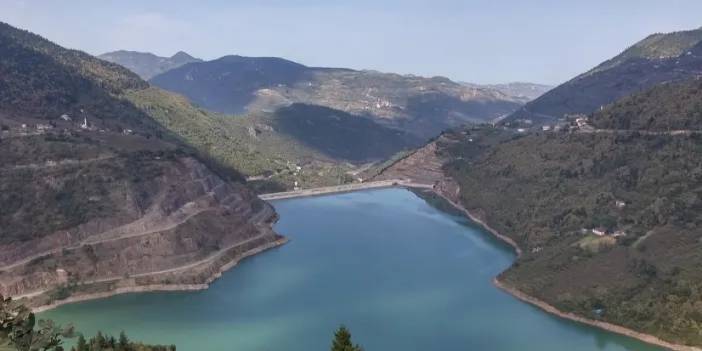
[592,228,608,236]
[575,117,589,128]
[612,230,627,238]
[36,123,53,131]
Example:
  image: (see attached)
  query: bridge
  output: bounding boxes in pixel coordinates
[258,179,434,201]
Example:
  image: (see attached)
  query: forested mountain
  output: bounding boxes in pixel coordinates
[592,78,702,131]
[98,50,201,80]
[149,55,524,139]
[0,21,283,309]
[507,27,702,125]
[375,77,702,347]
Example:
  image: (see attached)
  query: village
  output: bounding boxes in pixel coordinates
[0,110,137,140]
[504,113,597,134]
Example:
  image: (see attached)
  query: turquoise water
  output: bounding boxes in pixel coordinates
[41,189,663,351]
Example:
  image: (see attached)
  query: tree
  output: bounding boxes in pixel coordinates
[1,294,73,351]
[74,334,88,351]
[118,331,129,350]
[330,325,363,351]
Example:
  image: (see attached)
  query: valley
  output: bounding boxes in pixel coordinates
[2,8,702,351]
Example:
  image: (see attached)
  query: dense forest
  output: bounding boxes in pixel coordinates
[592,78,702,131]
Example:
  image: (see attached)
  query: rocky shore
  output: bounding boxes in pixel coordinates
[31,237,288,313]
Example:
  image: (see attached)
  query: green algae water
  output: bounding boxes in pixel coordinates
[41,189,663,351]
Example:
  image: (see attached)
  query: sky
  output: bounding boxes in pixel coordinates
[3,0,702,85]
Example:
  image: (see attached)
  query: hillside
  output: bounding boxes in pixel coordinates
[375,80,702,347]
[98,50,202,80]
[592,78,702,131]
[507,27,702,125]
[126,87,363,191]
[149,56,523,140]
[0,22,283,308]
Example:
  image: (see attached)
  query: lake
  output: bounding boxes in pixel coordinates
[41,188,663,351]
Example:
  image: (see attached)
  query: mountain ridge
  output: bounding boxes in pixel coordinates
[506,26,702,125]
[98,50,202,80]
[148,54,524,141]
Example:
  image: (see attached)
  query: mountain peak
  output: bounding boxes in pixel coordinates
[99,50,201,79]
[171,51,197,61]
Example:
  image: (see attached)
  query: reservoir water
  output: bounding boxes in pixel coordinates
[41,189,663,351]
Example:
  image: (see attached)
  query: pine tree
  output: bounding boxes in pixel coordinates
[75,334,88,351]
[331,325,363,351]
[118,330,129,350]
[95,331,106,349]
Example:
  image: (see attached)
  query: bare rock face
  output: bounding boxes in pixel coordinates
[0,155,282,306]
[371,135,461,203]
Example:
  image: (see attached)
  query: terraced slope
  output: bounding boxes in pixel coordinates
[0,22,283,308]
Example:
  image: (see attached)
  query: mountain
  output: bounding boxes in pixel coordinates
[98,50,202,80]
[374,79,702,347]
[149,55,524,139]
[126,87,409,191]
[0,22,283,308]
[462,82,554,103]
[507,27,702,125]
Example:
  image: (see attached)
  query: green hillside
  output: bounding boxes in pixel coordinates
[592,78,702,131]
[440,85,702,345]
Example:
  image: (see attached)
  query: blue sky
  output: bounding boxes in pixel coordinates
[3,0,702,84]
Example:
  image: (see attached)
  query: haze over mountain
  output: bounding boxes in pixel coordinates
[148,55,524,139]
[462,82,553,104]
[507,27,702,125]
[98,50,202,80]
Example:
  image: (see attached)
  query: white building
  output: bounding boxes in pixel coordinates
[592,228,607,236]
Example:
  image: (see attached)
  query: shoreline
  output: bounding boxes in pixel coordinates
[26,185,700,350]
[32,238,288,313]
[493,278,700,351]
[428,187,700,351]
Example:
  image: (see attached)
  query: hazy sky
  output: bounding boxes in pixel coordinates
[3,0,702,85]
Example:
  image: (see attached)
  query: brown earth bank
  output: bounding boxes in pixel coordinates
[1,150,285,310]
[372,132,701,351]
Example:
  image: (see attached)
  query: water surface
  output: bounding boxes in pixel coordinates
[42,189,663,351]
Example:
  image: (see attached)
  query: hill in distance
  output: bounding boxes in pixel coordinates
[99,50,202,80]
[462,82,554,104]
[148,55,524,140]
[507,26,702,125]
